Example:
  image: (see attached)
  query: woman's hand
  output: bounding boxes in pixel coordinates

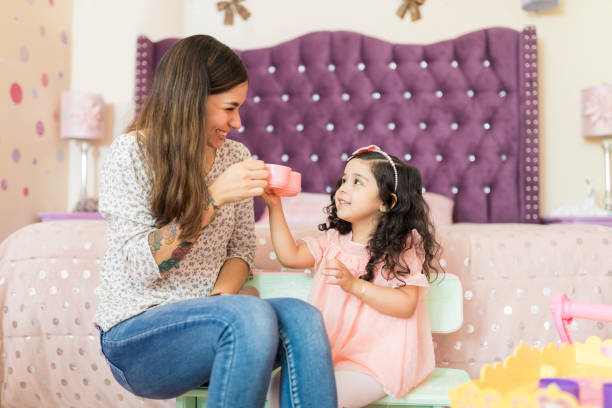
[208,158,268,206]
[323,258,359,294]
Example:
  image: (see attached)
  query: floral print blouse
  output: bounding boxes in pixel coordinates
[94,134,255,331]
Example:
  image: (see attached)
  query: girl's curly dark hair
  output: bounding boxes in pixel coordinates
[319,151,442,284]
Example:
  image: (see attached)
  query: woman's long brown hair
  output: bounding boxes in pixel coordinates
[127,35,248,241]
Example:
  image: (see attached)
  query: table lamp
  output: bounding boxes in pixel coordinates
[582,84,612,212]
[60,90,104,210]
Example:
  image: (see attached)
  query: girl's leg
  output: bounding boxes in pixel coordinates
[271,368,386,408]
[268,370,281,408]
[266,298,337,408]
[335,370,386,408]
[100,295,278,408]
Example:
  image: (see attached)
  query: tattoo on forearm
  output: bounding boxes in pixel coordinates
[148,221,194,272]
[158,241,193,272]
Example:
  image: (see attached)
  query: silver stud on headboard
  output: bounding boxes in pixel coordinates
[312,93,320,102]
[482,60,491,68]
[450,122,459,131]
[281,94,290,102]
[419,122,427,130]
[298,64,306,73]
[451,186,459,195]
[466,89,475,98]
[266,125,274,133]
[296,123,304,132]
[341,93,350,101]
[341,153,349,161]
[253,96,261,103]
[238,126,245,133]
[357,123,365,131]
[372,92,381,100]
[435,90,444,98]
[404,153,412,161]
[281,154,289,162]
[387,122,396,131]
[325,186,332,193]
[328,64,336,72]
[420,60,428,69]
[357,62,366,71]
[451,60,459,68]
[403,91,412,100]
[388,61,397,70]
[268,66,276,73]
[310,154,319,162]
[326,123,334,131]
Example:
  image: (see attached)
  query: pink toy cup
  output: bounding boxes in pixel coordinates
[274,171,301,197]
[265,164,291,189]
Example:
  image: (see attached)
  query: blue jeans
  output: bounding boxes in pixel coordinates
[100,295,337,408]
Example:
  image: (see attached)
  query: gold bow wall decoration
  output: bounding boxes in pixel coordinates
[217,0,251,25]
[397,0,425,21]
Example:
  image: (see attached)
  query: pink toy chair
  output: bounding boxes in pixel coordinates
[551,293,612,344]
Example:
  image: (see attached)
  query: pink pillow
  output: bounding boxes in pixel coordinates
[424,192,454,227]
[257,192,330,227]
[257,192,453,228]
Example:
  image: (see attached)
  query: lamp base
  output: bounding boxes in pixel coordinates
[602,137,612,211]
[72,197,99,212]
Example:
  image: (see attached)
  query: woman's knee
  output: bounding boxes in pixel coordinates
[267,298,329,354]
[269,298,325,329]
[225,295,279,348]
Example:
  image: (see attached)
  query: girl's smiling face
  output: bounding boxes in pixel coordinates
[204,81,248,151]
[334,158,384,228]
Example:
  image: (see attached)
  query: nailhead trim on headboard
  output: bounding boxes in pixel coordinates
[518,26,540,223]
[135,36,153,115]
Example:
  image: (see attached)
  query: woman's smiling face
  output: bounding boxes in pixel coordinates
[204,81,248,151]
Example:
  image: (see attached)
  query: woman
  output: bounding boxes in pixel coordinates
[94,35,337,408]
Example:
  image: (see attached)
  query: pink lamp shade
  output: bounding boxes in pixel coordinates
[60,90,105,140]
[582,84,612,137]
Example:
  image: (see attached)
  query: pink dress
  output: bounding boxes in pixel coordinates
[303,229,435,398]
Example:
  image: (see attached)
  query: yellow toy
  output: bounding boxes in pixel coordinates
[449,336,612,407]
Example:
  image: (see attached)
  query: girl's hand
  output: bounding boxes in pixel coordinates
[260,188,281,208]
[208,158,268,206]
[323,258,359,294]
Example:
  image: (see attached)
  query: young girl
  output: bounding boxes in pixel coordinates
[262,145,441,408]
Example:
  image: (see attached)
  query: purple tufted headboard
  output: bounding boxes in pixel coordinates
[134,27,540,223]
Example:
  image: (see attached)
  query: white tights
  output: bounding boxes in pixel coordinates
[268,369,385,408]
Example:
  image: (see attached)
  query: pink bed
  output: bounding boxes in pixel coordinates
[0,27,611,408]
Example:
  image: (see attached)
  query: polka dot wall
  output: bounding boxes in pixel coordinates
[1,0,72,242]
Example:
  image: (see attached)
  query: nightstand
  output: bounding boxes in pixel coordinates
[37,212,105,222]
[542,216,612,228]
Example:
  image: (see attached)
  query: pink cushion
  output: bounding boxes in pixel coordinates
[256,193,330,227]
[424,192,454,227]
[257,192,453,228]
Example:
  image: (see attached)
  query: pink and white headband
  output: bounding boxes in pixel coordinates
[350,145,398,192]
